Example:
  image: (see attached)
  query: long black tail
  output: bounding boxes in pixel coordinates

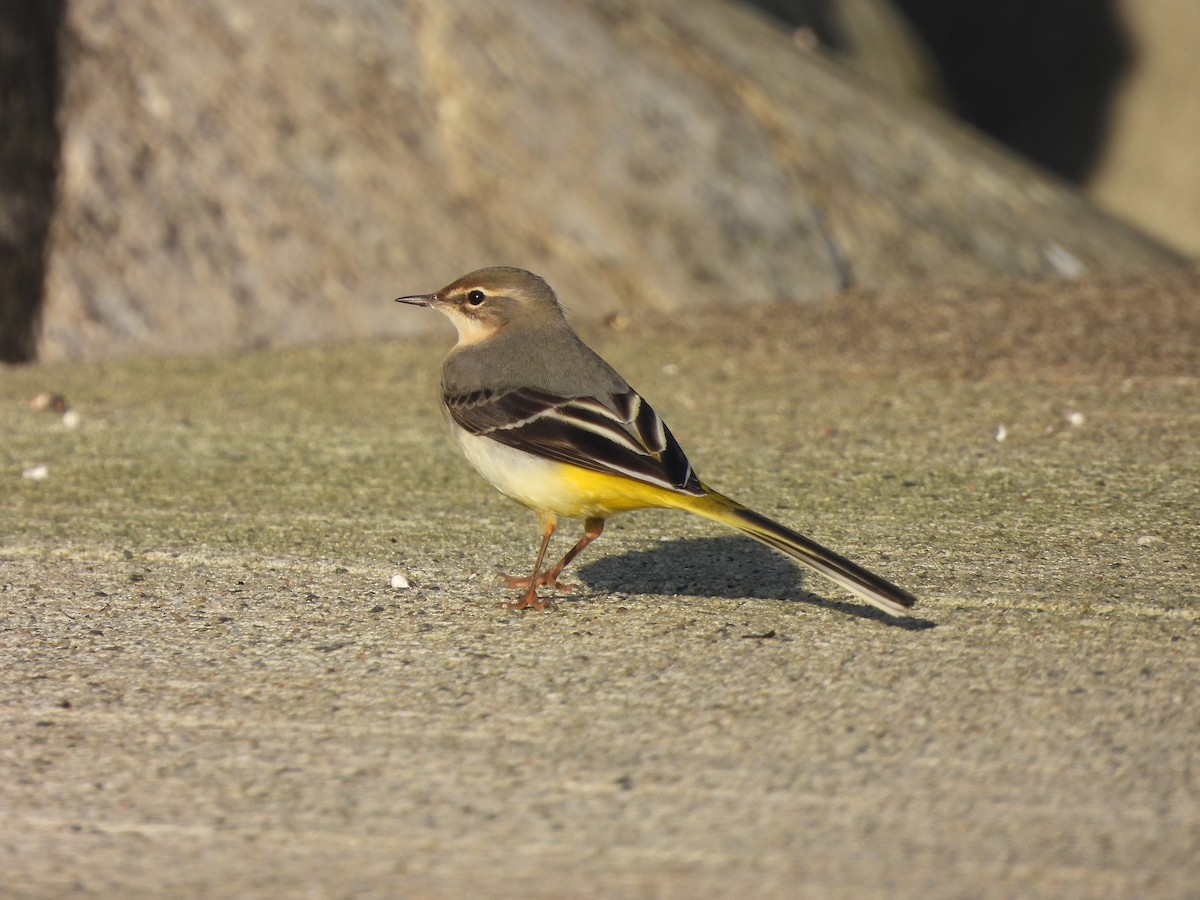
[679,490,917,616]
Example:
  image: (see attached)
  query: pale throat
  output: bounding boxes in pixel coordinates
[446,311,502,346]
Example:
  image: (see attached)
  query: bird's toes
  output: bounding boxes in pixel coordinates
[499,593,555,612]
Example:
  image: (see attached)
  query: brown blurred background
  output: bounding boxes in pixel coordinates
[753,0,1200,252]
[1,0,1195,364]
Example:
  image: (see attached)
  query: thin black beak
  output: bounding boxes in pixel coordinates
[394,293,437,307]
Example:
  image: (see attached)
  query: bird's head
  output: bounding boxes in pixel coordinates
[395,267,563,345]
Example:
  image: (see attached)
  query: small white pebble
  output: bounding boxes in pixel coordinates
[1065,410,1085,427]
[1043,241,1086,279]
[62,410,80,428]
[661,363,679,376]
[389,573,410,589]
[1136,535,1162,546]
[22,465,49,480]
[995,424,1007,442]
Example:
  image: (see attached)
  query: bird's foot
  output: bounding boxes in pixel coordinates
[499,591,555,612]
[503,573,578,594]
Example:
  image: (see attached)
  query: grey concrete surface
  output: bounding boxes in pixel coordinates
[2,269,1197,897]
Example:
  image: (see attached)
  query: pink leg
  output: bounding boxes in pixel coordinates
[503,511,557,611]
[539,517,605,589]
[504,516,606,608]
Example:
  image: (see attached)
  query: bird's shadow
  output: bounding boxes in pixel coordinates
[577,536,935,629]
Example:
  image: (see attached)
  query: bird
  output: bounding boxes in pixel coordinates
[396,267,916,616]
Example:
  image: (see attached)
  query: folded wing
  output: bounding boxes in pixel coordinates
[445,387,705,496]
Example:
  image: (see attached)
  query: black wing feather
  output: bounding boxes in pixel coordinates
[444,387,704,496]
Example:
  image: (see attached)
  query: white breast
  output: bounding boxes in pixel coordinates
[451,424,584,516]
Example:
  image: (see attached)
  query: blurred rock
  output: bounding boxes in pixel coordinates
[751,0,947,104]
[33,0,1183,361]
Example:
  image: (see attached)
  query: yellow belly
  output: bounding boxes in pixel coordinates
[452,427,680,519]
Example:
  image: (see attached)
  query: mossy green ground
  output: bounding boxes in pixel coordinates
[2,274,1197,896]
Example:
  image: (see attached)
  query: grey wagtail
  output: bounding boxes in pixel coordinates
[396,267,916,616]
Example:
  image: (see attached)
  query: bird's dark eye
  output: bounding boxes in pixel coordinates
[467,290,486,306]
